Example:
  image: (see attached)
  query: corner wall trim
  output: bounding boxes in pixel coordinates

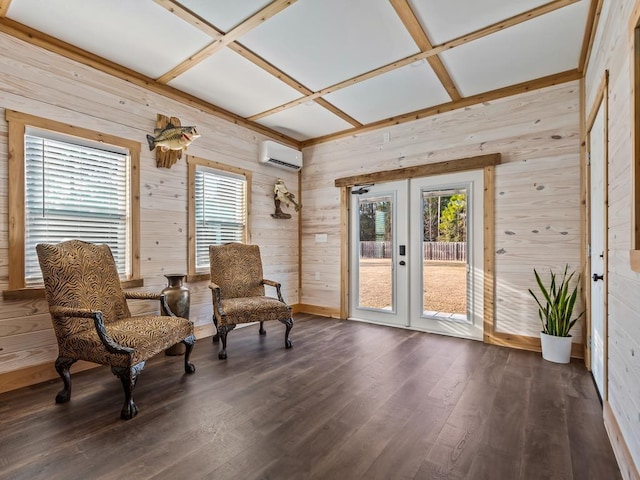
[294,304,342,318]
[604,401,640,480]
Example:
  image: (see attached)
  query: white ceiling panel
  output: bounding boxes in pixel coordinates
[439,1,590,97]
[169,48,302,118]
[240,0,420,91]
[325,62,451,124]
[177,0,272,32]
[7,0,212,79]
[3,0,596,143]
[410,0,553,45]
[256,103,353,141]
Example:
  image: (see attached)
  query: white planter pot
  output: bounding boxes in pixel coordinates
[540,332,572,364]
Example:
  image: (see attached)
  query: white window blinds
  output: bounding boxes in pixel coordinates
[24,132,130,285]
[194,166,246,271]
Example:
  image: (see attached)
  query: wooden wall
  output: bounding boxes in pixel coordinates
[1,5,638,476]
[301,81,583,339]
[0,32,300,391]
[584,0,640,476]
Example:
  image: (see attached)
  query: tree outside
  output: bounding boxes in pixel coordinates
[438,193,466,242]
[359,199,391,241]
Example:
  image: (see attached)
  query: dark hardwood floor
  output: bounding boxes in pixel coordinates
[0,314,621,480]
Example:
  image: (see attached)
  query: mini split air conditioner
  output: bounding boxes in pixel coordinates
[258,140,303,171]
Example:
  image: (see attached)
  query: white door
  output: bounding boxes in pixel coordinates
[349,171,483,341]
[349,180,409,327]
[409,171,484,340]
[589,101,606,399]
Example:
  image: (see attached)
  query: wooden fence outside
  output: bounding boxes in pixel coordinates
[360,241,466,262]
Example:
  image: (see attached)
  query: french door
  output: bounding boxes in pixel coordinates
[588,98,607,400]
[349,180,408,326]
[349,171,484,340]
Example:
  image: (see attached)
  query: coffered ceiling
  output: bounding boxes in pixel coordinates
[0,0,599,146]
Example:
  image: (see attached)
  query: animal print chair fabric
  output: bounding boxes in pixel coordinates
[208,243,293,359]
[36,240,196,420]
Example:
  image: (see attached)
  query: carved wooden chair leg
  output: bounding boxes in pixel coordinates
[182,335,196,374]
[217,324,236,360]
[279,317,294,349]
[54,356,77,404]
[112,362,145,420]
[259,321,266,336]
[212,316,219,342]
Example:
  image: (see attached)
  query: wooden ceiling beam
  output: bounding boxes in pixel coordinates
[438,0,579,52]
[227,42,309,96]
[314,98,362,127]
[228,43,360,127]
[0,0,12,17]
[389,0,461,101]
[155,1,310,96]
[0,0,583,146]
[156,0,297,84]
[250,0,580,121]
[156,0,360,127]
[153,0,223,39]
[301,69,581,147]
[0,17,301,147]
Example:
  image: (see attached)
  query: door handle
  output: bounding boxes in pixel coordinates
[399,261,406,266]
[592,273,604,282]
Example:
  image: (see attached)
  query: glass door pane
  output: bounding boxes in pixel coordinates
[410,170,483,341]
[349,180,408,327]
[357,194,393,310]
[421,187,468,322]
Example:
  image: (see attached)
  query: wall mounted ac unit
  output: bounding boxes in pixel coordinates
[258,140,303,171]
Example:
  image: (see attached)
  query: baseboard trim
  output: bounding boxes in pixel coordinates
[293,304,342,318]
[486,331,584,359]
[0,323,216,395]
[0,360,98,395]
[291,307,584,358]
[604,401,640,480]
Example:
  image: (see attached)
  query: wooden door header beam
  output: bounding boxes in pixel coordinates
[334,153,502,187]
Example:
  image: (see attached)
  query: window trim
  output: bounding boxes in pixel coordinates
[187,155,252,282]
[4,110,141,296]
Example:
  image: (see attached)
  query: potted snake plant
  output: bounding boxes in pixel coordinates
[528,264,584,363]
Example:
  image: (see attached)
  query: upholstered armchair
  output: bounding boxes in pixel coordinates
[36,240,196,420]
[208,243,293,359]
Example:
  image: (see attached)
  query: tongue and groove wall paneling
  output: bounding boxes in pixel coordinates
[300,81,582,350]
[0,31,300,392]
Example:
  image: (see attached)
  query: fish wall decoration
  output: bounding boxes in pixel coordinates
[150,114,201,168]
[147,124,200,152]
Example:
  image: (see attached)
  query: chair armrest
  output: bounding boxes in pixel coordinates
[208,282,226,318]
[124,291,174,316]
[124,291,161,300]
[49,306,134,355]
[262,279,285,303]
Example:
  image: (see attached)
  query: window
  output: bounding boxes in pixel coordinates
[188,156,251,279]
[5,110,141,296]
[24,132,129,284]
